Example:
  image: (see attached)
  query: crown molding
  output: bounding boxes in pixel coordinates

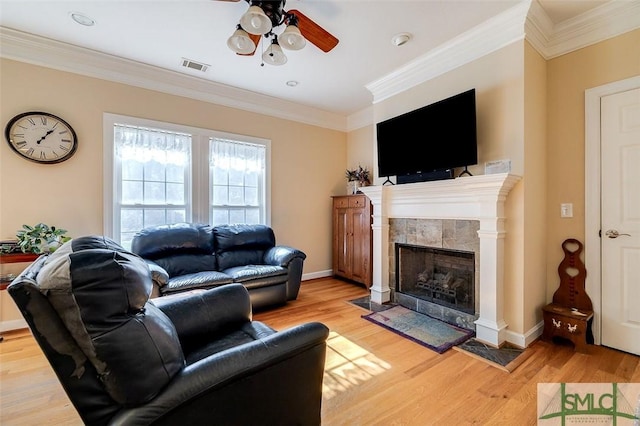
[357,0,639,126]
[523,0,554,56]
[347,105,374,132]
[365,1,531,105]
[3,0,636,134]
[0,27,347,132]
[526,0,640,60]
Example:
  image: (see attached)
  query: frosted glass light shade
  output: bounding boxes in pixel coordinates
[262,40,287,65]
[240,5,272,35]
[280,24,306,50]
[227,26,256,54]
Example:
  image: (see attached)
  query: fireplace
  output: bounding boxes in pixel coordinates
[360,173,520,347]
[396,244,475,315]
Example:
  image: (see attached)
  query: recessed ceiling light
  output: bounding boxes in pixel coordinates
[70,12,95,27]
[286,80,299,87]
[391,33,411,47]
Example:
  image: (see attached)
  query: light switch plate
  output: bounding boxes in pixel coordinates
[560,203,573,218]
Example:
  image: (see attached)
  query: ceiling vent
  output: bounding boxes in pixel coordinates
[181,58,210,72]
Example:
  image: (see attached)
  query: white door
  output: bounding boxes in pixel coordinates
[600,87,640,355]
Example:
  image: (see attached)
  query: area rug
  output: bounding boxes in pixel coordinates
[362,305,475,354]
[454,338,531,372]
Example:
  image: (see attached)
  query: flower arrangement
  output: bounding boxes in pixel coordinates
[345,165,371,185]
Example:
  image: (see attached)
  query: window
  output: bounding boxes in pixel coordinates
[104,114,270,249]
[210,138,266,225]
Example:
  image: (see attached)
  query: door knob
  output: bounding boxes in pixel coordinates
[605,229,631,238]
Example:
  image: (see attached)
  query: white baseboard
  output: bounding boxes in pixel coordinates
[1,318,28,333]
[505,321,544,348]
[302,270,333,281]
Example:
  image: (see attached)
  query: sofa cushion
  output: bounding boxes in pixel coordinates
[214,224,275,270]
[222,265,287,289]
[153,253,217,277]
[184,321,276,365]
[37,236,185,406]
[163,271,234,295]
[132,223,214,257]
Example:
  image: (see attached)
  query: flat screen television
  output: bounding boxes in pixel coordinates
[376,88,477,183]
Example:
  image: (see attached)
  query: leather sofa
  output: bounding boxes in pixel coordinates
[131,223,306,310]
[8,235,329,426]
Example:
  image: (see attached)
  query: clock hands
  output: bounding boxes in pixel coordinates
[36,129,55,144]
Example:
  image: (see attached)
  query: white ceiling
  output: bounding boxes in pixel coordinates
[0,0,628,120]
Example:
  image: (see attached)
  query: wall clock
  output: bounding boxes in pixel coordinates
[4,111,78,164]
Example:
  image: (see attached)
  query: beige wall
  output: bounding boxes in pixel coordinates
[545,29,640,299]
[346,124,373,188]
[0,59,347,277]
[521,41,548,333]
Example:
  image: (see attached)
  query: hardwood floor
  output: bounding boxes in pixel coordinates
[1,277,639,425]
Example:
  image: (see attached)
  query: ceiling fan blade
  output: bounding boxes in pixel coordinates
[237,33,262,56]
[287,9,338,53]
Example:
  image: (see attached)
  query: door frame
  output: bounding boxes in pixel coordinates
[584,75,640,345]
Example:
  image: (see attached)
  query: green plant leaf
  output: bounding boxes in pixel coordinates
[15,222,71,254]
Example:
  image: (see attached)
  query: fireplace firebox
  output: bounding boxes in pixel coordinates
[395,243,475,315]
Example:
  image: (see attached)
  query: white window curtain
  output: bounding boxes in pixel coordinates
[115,124,190,165]
[210,138,264,173]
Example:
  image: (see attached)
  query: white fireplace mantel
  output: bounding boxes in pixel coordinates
[360,173,521,347]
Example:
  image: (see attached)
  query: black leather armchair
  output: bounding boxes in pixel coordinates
[8,236,329,426]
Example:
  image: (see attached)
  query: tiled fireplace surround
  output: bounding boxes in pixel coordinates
[360,173,520,347]
[390,219,480,331]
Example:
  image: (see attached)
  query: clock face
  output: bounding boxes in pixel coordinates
[5,112,78,164]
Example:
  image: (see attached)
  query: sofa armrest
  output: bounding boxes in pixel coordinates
[151,284,252,341]
[145,260,169,287]
[264,246,306,301]
[109,321,330,426]
[264,245,306,267]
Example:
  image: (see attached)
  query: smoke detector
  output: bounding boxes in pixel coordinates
[391,33,412,47]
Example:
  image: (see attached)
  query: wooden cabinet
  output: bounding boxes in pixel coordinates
[1,253,38,290]
[1,253,37,334]
[332,195,372,287]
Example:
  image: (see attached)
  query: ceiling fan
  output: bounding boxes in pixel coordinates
[219,0,339,65]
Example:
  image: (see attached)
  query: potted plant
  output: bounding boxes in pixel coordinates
[345,165,371,194]
[16,223,71,254]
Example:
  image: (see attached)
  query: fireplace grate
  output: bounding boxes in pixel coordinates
[396,243,475,315]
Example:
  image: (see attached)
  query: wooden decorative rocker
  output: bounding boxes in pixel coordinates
[542,238,594,353]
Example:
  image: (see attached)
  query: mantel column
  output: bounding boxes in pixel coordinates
[474,216,508,347]
[360,186,390,303]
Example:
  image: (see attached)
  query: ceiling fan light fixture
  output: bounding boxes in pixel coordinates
[240,5,272,35]
[227,25,256,54]
[280,23,306,51]
[262,36,287,66]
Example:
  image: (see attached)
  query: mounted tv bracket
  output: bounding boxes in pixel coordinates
[382,177,395,185]
[458,166,473,177]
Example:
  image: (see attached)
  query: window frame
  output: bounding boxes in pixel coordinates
[103,113,271,243]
